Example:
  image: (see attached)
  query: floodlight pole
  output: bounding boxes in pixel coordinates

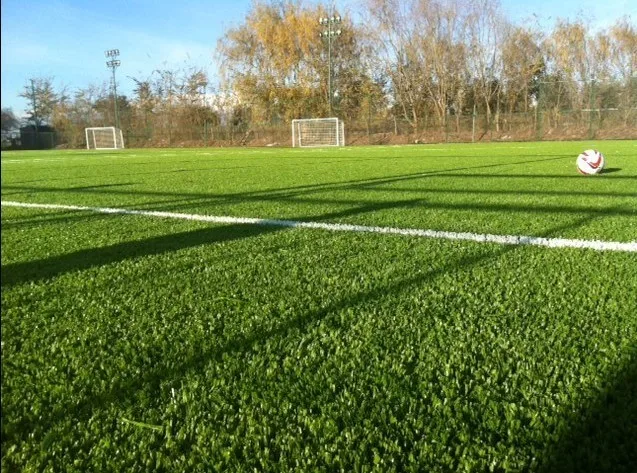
[319,15,342,116]
[105,49,121,129]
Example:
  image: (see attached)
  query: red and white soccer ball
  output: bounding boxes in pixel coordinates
[576,149,605,175]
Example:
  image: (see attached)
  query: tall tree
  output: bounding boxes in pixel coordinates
[608,17,637,125]
[152,67,179,144]
[421,0,470,132]
[177,68,218,129]
[608,17,637,81]
[365,0,474,134]
[363,0,433,133]
[218,0,373,124]
[72,84,109,127]
[19,77,59,127]
[131,77,156,135]
[467,0,507,131]
[501,25,544,113]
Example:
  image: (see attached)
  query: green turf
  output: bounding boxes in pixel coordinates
[2,141,636,472]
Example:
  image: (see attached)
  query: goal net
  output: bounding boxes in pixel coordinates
[292,118,345,147]
[85,127,125,150]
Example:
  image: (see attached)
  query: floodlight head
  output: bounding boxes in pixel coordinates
[105,49,120,58]
[106,59,121,68]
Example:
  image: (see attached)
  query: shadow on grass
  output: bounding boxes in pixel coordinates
[1,182,136,197]
[3,154,634,223]
[3,158,635,222]
[2,145,634,468]
[539,355,637,472]
[0,197,210,230]
[0,154,576,201]
[0,223,280,287]
[349,185,637,199]
[1,198,422,287]
[3,213,607,465]
[4,152,576,183]
[3,223,517,457]
[0,210,115,230]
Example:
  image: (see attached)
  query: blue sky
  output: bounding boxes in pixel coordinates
[1,0,634,117]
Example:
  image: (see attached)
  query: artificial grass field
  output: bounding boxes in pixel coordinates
[1,141,636,472]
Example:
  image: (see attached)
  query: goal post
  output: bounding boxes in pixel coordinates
[292,118,345,147]
[85,127,125,150]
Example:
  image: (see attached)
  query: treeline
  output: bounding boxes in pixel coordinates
[7,0,637,147]
[9,69,225,148]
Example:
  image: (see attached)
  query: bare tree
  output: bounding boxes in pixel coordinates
[608,17,637,126]
[467,0,507,132]
[608,17,637,81]
[363,0,433,134]
[501,25,544,114]
[421,0,470,133]
[151,67,179,145]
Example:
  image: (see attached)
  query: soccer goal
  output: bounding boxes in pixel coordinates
[292,118,345,147]
[85,127,125,150]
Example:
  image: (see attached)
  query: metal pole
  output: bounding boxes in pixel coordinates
[112,67,120,129]
[105,50,121,130]
[536,81,543,141]
[588,77,596,139]
[472,104,476,143]
[320,15,341,117]
[328,21,332,116]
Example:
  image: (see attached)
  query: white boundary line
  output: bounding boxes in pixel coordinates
[1,154,129,164]
[2,200,636,253]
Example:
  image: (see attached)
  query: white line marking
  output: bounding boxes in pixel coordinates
[2,200,636,252]
[1,154,133,164]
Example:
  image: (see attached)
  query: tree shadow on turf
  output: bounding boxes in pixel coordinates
[3,222,519,458]
[3,155,634,220]
[0,210,113,230]
[3,213,608,466]
[0,196,214,231]
[1,182,137,197]
[0,154,579,201]
[0,198,423,288]
[4,153,579,184]
[2,150,635,468]
[538,356,637,473]
[0,224,280,287]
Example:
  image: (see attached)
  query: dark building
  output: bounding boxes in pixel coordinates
[19,124,56,149]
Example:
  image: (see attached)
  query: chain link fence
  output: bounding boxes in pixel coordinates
[118,108,636,148]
